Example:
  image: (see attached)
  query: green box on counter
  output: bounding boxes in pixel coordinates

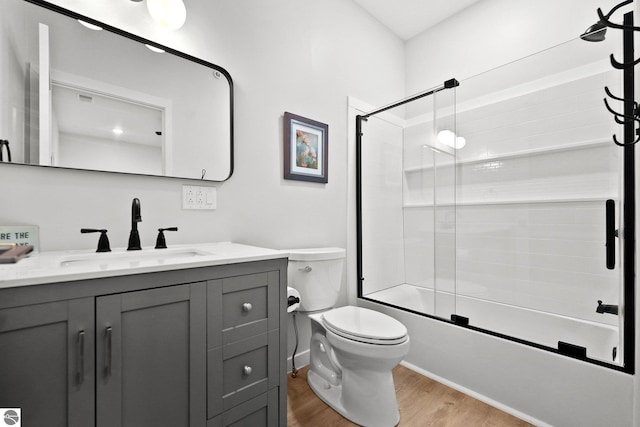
[0,225,39,253]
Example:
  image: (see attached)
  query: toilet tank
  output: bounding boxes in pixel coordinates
[287,247,345,312]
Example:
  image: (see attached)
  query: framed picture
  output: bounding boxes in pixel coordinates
[283,112,328,183]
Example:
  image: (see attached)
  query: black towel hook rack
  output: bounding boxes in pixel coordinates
[596,0,639,146]
[597,0,639,33]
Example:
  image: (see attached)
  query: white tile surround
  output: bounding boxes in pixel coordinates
[360,39,623,364]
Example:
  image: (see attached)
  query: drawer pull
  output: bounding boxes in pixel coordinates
[243,365,253,376]
[104,326,113,378]
[76,330,85,385]
[242,302,253,312]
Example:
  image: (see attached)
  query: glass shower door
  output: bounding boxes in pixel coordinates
[453,36,624,365]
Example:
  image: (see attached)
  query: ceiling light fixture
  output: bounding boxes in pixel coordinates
[146,0,187,30]
[130,0,187,30]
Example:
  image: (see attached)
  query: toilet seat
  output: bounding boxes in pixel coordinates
[322,306,408,345]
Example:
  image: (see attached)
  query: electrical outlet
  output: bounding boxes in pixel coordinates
[182,185,216,210]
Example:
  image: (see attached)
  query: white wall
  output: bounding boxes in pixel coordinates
[0,0,405,371]
[405,0,626,94]
[58,133,162,175]
[0,0,404,252]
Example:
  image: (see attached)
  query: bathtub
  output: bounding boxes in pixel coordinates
[365,283,620,364]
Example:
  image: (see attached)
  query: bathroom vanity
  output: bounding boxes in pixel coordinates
[0,242,288,427]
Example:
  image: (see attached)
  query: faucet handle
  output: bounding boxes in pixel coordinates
[81,228,111,252]
[155,227,178,249]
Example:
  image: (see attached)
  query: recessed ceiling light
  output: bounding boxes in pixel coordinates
[112,128,124,135]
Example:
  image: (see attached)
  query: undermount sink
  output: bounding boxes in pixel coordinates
[59,247,212,269]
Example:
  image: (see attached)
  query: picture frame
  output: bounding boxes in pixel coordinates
[283,112,328,183]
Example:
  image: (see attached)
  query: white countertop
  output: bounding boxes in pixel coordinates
[0,242,288,289]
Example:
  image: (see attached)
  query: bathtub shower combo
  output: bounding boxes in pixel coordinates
[356,8,636,372]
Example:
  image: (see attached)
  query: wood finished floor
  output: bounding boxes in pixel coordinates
[287,365,533,427]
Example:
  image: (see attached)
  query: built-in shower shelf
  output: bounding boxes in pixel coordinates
[403,196,618,208]
[402,139,612,174]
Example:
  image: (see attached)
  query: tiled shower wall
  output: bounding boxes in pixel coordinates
[398,64,622,332]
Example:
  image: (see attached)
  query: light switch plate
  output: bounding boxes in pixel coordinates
[182,185,216,210]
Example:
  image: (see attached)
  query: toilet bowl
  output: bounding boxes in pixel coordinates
[287,248,410,427]
[308,306,410,427]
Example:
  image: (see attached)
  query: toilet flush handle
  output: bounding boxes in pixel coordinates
[299,266,312,272]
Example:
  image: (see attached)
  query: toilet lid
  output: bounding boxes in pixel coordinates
[322,306,408,345]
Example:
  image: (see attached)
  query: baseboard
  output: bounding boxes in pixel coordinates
[287,349,310,374]
[399,361,550,427]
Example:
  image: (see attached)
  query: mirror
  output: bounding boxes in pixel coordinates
[0,0,233,181]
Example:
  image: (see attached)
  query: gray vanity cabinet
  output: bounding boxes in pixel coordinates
[0,257,287,427]
[0,298,95,427]
[206,271,281,426]
[95,283,207,427]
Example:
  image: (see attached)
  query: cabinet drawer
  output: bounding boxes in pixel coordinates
[223,285,268,331]
[207,331,279,418]
[223,337,268,396]
[207,271,280,347]
[206,388,279,427]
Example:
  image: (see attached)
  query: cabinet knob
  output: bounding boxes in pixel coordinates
[242,302,253,312]
[243,365,253,376]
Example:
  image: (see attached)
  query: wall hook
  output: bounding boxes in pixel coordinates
[597,1,639,32]
[609,53,640,70]
[603,97,639,126]
[611,133,640,147]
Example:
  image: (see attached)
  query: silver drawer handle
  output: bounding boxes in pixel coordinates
[242,302,253,312]
[243,365,253,376]
[298,266,312,272]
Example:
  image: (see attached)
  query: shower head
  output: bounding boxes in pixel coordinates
[580,21,607,42]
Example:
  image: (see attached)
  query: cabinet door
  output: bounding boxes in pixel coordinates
[96,283,206,427]
[0,298,95,427]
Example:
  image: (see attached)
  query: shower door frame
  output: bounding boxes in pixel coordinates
[355,74,636,374]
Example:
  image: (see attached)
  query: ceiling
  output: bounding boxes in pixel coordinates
[52,84,163,148]
[352,0,482,41]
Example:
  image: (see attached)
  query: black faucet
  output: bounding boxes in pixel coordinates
[127,198,142,251]
[596,300,619,315]
[155,227,178,249]
[81,228,111,252]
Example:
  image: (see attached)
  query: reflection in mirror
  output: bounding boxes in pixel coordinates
[51,83,164,175]
[0,0,233,181]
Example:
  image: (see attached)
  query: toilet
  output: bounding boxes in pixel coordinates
[287,248,410,427]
